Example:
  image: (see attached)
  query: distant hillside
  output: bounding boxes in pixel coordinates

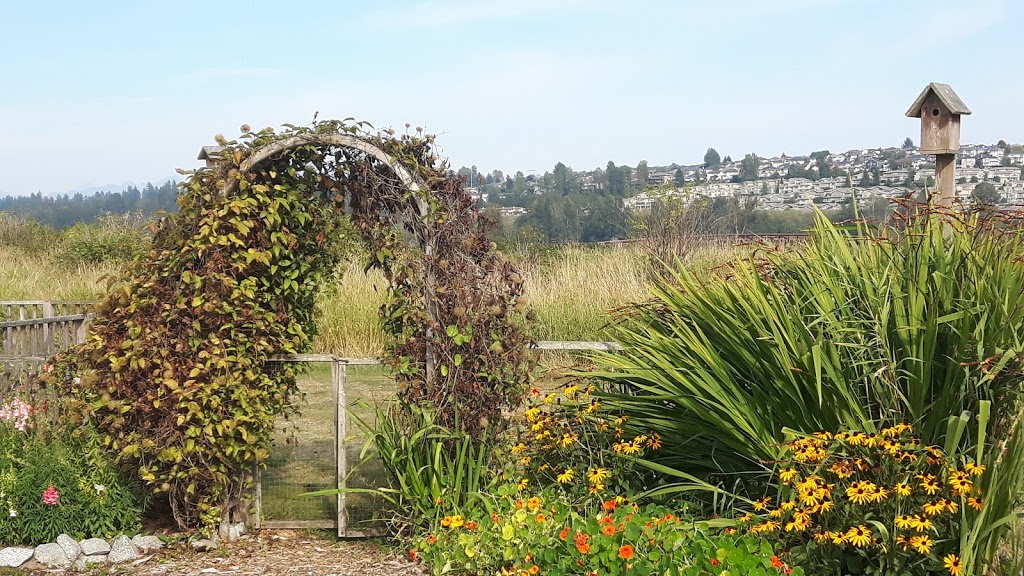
[0,181,180,230]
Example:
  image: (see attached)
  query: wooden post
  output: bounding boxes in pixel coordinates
[333,359,348,538]
[934,154,956,207]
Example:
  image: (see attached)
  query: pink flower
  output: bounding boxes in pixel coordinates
[42,485,60,506]
[0,399,33,432]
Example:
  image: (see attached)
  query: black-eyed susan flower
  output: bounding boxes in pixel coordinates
[909,534,933,554]
[556,468,574,483]
[944,553,964,576]
[894,482,912,497]
[965,462,986,477]
[967,496,983,511]
[779,468,799,483]
[845,525,873,547]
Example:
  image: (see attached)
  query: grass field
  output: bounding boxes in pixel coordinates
[0,242,748,351]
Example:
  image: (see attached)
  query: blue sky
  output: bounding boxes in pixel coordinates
[1,0,1020,196]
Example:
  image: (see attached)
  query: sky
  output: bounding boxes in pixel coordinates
[1,0,1021,196]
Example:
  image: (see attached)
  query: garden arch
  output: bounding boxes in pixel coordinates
[65,121,533,530]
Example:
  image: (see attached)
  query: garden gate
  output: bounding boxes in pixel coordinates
[262,340,621,538]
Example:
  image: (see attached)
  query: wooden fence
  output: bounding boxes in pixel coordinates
[0,301,94,400]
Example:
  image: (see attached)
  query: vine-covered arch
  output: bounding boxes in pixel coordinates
[56,120,533,530]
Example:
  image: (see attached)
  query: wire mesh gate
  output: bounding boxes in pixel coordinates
[260,342,621,538]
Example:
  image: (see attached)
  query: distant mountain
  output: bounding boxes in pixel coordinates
[57,176,178,198]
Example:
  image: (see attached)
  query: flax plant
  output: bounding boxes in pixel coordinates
[593,210,1024,572]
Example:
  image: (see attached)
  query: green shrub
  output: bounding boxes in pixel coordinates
[412,484,802,575]
[0,403,140,545]
[0,213,58,254]
[55,212,150,265]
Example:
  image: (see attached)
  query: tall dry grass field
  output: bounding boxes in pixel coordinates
[0,247,119,301]
[0,242,751,353]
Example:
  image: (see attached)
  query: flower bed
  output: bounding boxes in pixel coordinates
[0,396,140,545]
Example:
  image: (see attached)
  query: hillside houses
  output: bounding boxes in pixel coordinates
[620,141,1024,213]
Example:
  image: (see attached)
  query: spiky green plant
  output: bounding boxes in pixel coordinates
[593,210,1024,573]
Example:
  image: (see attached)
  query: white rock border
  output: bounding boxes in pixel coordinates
[0,532,165,569]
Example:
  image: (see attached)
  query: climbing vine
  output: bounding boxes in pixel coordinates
[51,120,533,530]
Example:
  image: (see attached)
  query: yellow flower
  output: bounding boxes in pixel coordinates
[909,535,933,555]
[965,462,986,476]
[752,497,771,512]
[738,513,753,523]
[919,477,941,495]
[450,515,464,528]
[524,408,540,422]
[614,415,628,425]
[894,515,915,530]
[563,385,580,398]
[587,468,609,484]
[544,393,557,404]
[894,482,912,497]
[846,481,877,505]
[967,497,983,511]
[944,498,959,513]
[587,482,604,495]
[559,433,578,447]
[847,432,868,446]
[910,516,934,532]
[845,525,873,547]
[944,554,964,576]
[750,520,780,533]
[779,468,799,483]
[830,462,854,479]
[556,468,574,484]
[922,500,945,516]
[621,441,642,455]
[647,432,662,449]
[510,443,527,454]
[780,499,797,511]
[517,478,529,491]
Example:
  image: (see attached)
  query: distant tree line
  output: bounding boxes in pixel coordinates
[0,181,179,229]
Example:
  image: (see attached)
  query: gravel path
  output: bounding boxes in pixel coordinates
[20,531,423,576]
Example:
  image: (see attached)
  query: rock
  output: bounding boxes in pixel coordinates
[219,521,247,541]
[0,547,35,568]
[108,535,139,564]
[132,534,165,552]
[74,554,108,570]
[34,543,72,567]
[191,538,219,552]
[56,533,81,562]
[79,537,111,556]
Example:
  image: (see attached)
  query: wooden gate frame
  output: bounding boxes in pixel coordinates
[260,341,622,538]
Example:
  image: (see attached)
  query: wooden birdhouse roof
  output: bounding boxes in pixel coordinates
[905,83,972,117]
[197,145,225,161]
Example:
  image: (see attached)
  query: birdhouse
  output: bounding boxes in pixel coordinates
[905,83,971,155]
[197,145,225,167]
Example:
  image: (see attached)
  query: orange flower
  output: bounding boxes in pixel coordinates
[426,534,437,544]
[559,526,570,540]
[576,542,590,554]
[618,545,634,560]
[603,500,617,511]
[465,521,478,530]
[771,555,783,569]
[601,524,616,536]
[535,513,545,523]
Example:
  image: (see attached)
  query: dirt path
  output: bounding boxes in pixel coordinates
[22,531,423,576]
